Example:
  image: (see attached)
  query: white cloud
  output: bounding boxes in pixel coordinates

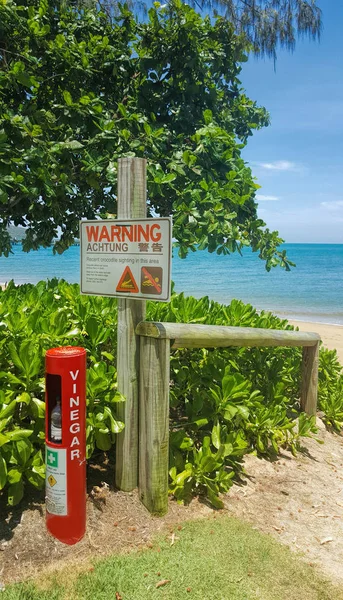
[256,194,279,201]
[320,200,343,211]
[254,160,298,172]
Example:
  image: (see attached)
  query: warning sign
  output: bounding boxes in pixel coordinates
[45,446,67,516]
[48,475,57,487]
[141,267,162,295]
[80,218,172,301]
[116,266,139,293]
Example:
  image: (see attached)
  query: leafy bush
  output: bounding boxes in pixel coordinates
[0,279,123,505]
[318,348,343,430]
[149,294,320,505]
[0,281,342,507]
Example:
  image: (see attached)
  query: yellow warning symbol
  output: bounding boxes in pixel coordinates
[48,475,57,487]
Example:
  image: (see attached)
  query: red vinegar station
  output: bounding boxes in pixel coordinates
[45,347,87,545]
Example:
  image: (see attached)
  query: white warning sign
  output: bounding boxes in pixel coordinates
[80,218,172,301]
[45,446,67,516]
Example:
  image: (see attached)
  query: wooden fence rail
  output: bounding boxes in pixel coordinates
[136,322,321,516]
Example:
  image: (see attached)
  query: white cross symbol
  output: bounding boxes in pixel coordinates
[47,452,55,465]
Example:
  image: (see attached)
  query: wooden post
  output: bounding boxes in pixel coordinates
[300,341,319,416]
[115,157,147,491]
[139,336,170,516]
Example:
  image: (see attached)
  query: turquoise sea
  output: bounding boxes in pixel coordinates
[0,243,342,324]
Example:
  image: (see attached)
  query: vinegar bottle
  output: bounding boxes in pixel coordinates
[51,396,62,443]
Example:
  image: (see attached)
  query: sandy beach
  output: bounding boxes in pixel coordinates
[289,320,343,364]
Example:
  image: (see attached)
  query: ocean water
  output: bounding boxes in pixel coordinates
[0,243,342,324]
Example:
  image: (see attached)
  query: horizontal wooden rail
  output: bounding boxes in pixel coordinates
[136,321,321,349]
[136,321,320,516]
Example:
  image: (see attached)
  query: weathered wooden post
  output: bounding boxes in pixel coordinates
[300,341,320,417]
[115,157,147,491]
[139,336,170,515]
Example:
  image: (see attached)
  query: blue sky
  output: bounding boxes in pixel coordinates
[240,0,343,243]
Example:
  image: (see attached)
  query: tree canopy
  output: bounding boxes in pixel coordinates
[214,0,322,59]
[99,0,322,60]
[0,0,294,269]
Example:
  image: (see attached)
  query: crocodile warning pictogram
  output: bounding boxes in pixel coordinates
[141,267,162,295]
[116,266,139,293]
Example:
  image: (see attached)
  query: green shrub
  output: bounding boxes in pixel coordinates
[0,280,342,507]
[0,279,123,505]
[318,348,343,430]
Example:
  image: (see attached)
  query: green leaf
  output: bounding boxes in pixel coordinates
[207,487,224,509]
[223,405,238,421]
[0,433,10,447]
[0,454,7,490]
[80,95,91,105]
[65,327,81,337]
[6,429,33,441]
[13,438,33,466]
[194,418,208,428]
[16,392,31,405]
[55,34,66,48]
[161,173,176,184]
[86,316,98,342]
[101,351,115,361]
[16,71,35,88]
[63,90,73,106]
[63,140,84,150]
[8,479,24,506]
[107,392,125,403]
[32,449,43,467]
[236,405,250,420]
[40,24,50,36]
[94,429,112,451]
[175,468,193,486]
[223,443,234,457]
[0,189,8,203]
[7,467,22,484]
[31,398,45,419]
[211,422,221,450]
[103,406,124,433]
[0,400,17,419]
[8,341,25,372]
[26,469,45,488]
[203,109,213,125]
[200,455,218,473]
[18,340,38,377]
[256,435,265,453]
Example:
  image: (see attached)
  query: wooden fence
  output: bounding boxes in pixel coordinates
[134,321,320,516]
[113,156,321,517]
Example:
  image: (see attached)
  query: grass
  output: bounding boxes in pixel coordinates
[3,515,342,600]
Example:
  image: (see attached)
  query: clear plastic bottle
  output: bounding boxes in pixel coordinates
[51,396,62,443]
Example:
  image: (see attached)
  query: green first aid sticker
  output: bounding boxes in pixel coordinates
[46,449,58,468]
[46,445,67,516]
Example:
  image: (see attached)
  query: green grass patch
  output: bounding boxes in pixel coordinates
[3,515,342,600]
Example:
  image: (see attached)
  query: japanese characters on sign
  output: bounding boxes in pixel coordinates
[80,218,172,301]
